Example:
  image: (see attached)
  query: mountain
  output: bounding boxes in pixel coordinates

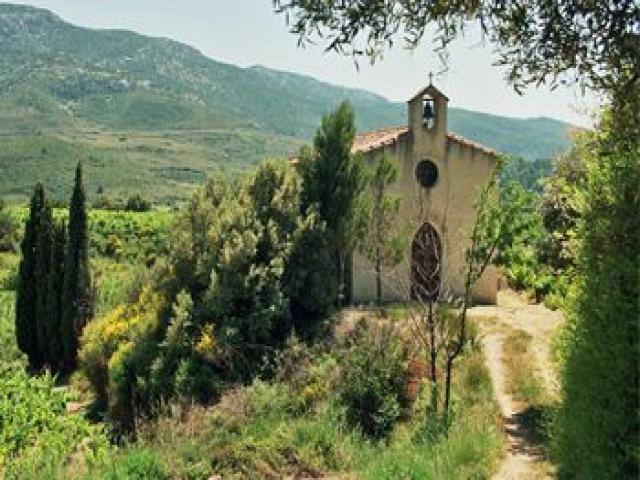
[0,3,575,202]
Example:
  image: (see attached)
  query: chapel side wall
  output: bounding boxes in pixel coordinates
[352,139,412,304]
[440,141,498,304]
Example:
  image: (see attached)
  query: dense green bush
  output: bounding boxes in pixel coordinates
[165,161,336,377]
[80,160,341,430]
[338,321,409,439]
[551,110,639,478]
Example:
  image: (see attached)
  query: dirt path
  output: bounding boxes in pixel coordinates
[469,291,563,480]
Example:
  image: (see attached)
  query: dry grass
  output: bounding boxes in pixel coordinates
[502,329,548,406]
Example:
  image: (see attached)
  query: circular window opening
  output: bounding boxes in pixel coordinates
[416,160,438,188]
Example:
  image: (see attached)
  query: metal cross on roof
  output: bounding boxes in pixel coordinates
[428,71,434,85]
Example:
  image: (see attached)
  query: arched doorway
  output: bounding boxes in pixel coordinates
[411,222,442,302]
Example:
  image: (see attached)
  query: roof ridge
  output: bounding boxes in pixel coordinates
[352,126,496,156]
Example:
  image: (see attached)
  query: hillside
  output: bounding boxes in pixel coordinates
[0,3,575,202]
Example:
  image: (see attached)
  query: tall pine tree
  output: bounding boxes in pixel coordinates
[61,163,93,371]
[16,183,46,368]
[300,101,367,306]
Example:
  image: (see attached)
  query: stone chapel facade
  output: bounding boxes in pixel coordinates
[350,83,499,305]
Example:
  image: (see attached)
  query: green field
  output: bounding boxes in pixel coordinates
[0,132,303,204]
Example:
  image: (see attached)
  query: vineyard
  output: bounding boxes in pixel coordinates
[8,207,171,263]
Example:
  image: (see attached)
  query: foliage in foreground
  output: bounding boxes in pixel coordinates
[84,323,502,480]
[0,369,109,478]
[339,320,409,439]
[550,109,640,479]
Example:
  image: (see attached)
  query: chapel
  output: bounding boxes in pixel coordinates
[350,82,499,305]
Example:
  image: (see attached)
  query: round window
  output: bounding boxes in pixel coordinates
[416,160,438,188]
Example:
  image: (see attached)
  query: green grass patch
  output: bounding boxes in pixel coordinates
[86,345,503,479]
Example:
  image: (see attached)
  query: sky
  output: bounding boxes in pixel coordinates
[14,0,600,127]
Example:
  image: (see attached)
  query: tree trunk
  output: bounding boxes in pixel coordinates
[428,301,438,414]
[444,357,454,424]
[375,250,381,307]
[337,250,345,309]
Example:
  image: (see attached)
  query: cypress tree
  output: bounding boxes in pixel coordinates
[16,183,46,368]
[61,163,93,371]
[46,221,67,370]
[35,199,54,367]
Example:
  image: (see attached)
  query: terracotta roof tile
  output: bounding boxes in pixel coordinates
[351,126,497,157]
[445,132,497,156]
[351,126,409,153]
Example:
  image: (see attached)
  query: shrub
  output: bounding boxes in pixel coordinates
[81,287,224,430]
[102,449,168,480]
[550,111,639,479]
[124,194,152,213]
[92,195,124,211]
[338,321,409,439]
[79,287,164,411]
[166,162,336,378]
[104,234,123,259]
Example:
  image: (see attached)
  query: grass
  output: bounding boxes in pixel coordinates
[502,329,548,405]
[501,327,557,463]
[0,252,19,290]
[79,344,503,480]
[0,288,22,368]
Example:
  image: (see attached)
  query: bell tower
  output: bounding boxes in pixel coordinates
[408,80,448,158]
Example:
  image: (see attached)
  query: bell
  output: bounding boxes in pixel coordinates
[423,99,435,123]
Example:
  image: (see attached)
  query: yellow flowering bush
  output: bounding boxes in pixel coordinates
[79,286,164,408]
